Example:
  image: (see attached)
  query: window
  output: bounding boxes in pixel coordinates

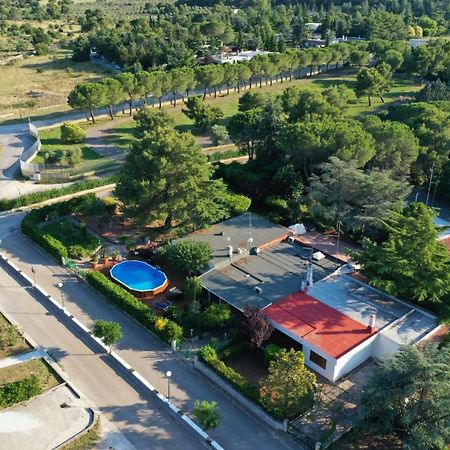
[309,350,327,369]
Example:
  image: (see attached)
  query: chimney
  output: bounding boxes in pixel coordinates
[228,245,233,259]
[367,314,376,333]
[307,262,314,287]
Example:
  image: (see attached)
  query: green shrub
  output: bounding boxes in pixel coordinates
[162,240,213,275]
[198,344,217,361]
[264,343,282,366]
[84,271,182,344]
[265,196,290,217]
[209,124,229,146]
[223,192,251,216]
[68,244,87,259]
[60,122,86,144]
[201,303,232,329]
[0,375,42,407]
[207,148,246,162]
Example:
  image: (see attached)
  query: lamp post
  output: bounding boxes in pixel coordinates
[166,370,172,402]
[57,282,64,308]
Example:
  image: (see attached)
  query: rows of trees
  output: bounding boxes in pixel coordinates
[67,43,366,120]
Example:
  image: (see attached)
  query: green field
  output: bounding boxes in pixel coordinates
[109,71,422,140]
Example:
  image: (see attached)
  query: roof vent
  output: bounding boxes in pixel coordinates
[312,251,326,261]
[288,236,295,244]
[255,286,262,294]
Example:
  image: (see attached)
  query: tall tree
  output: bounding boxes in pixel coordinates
[115,125,225,229]
[117,72,143,116]
[355,66,391,106]
[260,348,316,420]
[67,82,106,123]
[358,344,450,449]
[353,203,450,303]
[193,400,221,434]
[309,157,410,235]
[93,320,123,353]
[99,77,123,120]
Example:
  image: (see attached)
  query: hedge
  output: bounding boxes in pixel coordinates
[21,194,97,263]
[199,344,260,403]
[0,177,115,212]
[0,375,42,407]
[84,271,183,344]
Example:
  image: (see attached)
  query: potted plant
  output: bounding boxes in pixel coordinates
[91,255,99,268]
[112,250,120,261]
[101,248,109,265]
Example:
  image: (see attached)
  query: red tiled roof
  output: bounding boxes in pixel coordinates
[264,291,376,359]
[440,237,450,251]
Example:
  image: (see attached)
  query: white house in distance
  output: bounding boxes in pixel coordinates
[186,214,442,382]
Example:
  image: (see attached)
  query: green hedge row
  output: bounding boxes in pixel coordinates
[207,148,246,162]
[0,375,42,407]
[85,271,183,344]
[199,345,260,403]
[21,194,97,263]
[0,177,115,212]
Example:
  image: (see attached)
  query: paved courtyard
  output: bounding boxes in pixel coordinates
[0,385,91,450]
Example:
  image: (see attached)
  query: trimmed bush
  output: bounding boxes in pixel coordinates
[209,125,229,146]
[223,192,251,216]
[84,271,183,344]
[60,122,86,144]
[0,375,42,407]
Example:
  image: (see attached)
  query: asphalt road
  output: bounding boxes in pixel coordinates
[0,211,304,450]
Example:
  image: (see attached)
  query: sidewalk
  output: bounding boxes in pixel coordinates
[0,348,46,369]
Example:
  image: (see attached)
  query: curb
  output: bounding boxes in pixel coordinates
[0,252,224,450]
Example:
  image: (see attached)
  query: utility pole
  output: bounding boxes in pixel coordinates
[425,162,435,206]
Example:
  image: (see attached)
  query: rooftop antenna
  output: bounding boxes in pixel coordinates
[336,220,343,258]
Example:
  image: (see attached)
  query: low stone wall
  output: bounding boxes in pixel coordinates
[194,358,287,432]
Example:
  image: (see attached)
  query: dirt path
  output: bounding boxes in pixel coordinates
[84,116,132,162]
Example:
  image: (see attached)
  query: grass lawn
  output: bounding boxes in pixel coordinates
[42,218,101,257]
[35,125,119,175]
[0,314,31,358]
[108,71,422,141]
[0,49,112,121]
[0,358,62,392]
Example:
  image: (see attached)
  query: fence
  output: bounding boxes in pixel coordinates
[20,122,72,182]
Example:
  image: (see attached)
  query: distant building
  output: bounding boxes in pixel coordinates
[185,214,441,382]
[207,49,272,65]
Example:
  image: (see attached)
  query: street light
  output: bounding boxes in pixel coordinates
[57,282,64,308]
[166,370,172,401]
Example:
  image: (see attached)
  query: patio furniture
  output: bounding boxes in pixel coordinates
[155,301,172,312]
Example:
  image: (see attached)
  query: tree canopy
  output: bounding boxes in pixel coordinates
[353,203,450,304]
[358,344,450,449]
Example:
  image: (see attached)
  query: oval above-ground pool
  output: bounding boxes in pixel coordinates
[110,260,168,295]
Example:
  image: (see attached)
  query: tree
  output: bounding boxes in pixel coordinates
[196,65,223,100]
[100,77,124,120]
[209,125,229,146]
[228,108,262,160]
[363,116,420,176]
[353,203,450,304]
[163,240,213,275]
[117,72,142,116]
[136,71,156,106]
[201,303,232,329]
[355,66,391,106]
[358,344,450,449]
[183,276,202,303]
[281,118,376,178]
[133,108,173,137]
[115,126,225,229]
[67,82,106,123]
[193,400,221,434]
[235,63,251,93]
[238,91,266,112]
[241,305,272,348]
[93,320,123,353]
[260,348,316,419]
[416,80,450,102]
[60,123,86,144]
[182,96,223,131]
[309,157,410,235]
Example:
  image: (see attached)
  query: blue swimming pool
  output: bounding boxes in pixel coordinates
[110,260,168,293]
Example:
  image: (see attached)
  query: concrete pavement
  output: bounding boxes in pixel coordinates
[0,211,304,450]
[0,263,201,450]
